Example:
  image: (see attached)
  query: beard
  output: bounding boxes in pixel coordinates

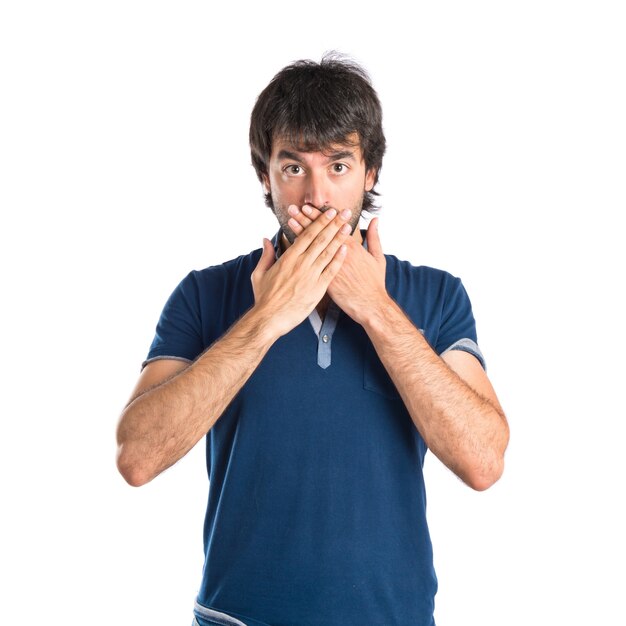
[273,193,366,245]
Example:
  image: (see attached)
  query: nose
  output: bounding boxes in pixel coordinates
[303,169,330,210]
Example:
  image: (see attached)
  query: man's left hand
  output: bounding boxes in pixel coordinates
[286,205,389,325]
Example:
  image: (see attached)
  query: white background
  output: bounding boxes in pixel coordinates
[1,1,624,624]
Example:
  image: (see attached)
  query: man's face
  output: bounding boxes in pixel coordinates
[262,133,376,244]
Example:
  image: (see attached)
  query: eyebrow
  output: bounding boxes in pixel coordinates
[276,149,357,163]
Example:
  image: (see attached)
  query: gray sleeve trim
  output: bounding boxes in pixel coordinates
[140,355,193,372]
[441,338,486,370]
[194,600,248,626]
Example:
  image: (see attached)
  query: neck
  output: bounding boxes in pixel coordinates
[315,293,331,319]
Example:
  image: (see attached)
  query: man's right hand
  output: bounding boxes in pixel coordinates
[251,206,353,339]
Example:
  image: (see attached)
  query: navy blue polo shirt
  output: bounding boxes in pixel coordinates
[145,235,484,626]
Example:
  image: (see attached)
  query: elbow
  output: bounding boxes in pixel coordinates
[465,459,505,492]
[468,418,510,491]
[116,445,153,488]
[465,441,508,491]
[465,436,509,491]
[116,411,157,487]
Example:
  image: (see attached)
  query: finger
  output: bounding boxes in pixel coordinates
[288,207,342,256]
[310,221,352,275]
[254,238,276,276]
[301,204,323,221]
[297,208,353,266]
[366,217,384,259]
[287,204,323,234]
[287,216,305,235]
[287,205,310,235]
[319,243,348,285]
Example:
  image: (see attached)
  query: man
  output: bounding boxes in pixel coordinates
[116,55,509,626]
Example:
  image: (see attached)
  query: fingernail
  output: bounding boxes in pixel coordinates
[341,223,351,234]
[288,217,299,228]
[302,205,312,215]
[287,205,299,216]
[341,209,352,220]
[326,208,337,219]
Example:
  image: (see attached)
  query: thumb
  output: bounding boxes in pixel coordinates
[255,238,276,275]
[366,218,383,259]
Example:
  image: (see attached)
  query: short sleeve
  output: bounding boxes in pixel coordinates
[435,277,486,370]
[142,272,204,370]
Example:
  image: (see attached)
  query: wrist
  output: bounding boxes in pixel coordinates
[358,292,398,334]
[247,302,285,345]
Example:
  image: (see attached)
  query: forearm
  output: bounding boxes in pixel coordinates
[362,296,509,490]
[117,212,354,487]
[116,306,278,486]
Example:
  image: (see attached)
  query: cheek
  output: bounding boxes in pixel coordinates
[345,180,367,206]
[270,178,302,206]
[270,187,288,209]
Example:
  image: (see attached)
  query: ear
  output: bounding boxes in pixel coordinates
[261,173,271,194]
[365,168,377,192]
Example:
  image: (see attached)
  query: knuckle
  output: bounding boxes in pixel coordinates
[318,247,334,264]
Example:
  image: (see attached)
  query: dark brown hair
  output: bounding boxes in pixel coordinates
[249,53,386,212]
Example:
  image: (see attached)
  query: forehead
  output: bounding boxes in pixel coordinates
[270,132,363,160]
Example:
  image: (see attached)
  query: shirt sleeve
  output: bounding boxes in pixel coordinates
[142,272,204,370]
[435,276,486,370]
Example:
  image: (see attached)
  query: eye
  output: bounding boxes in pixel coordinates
[332,163,348,174]
[284,164,303,176]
